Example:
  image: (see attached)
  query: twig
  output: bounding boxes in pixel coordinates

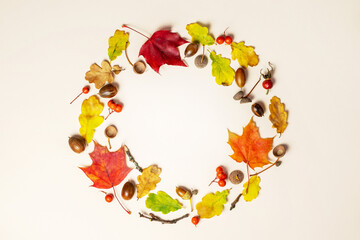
[230,193,242,211]
[250,158,280,177]
[139,212,189,224]
[124,145,143,172]
[244,76,262,98]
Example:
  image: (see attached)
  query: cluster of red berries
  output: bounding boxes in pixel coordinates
[209,166,227,187]
[107,100,123,113]
[216,28,233,45]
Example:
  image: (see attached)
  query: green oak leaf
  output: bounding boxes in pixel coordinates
[186,23,214,46]
[108,30,129,61]
[210,51,235,86]
[145,191,182,214]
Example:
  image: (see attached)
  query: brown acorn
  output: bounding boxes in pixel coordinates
[121,181,135,200]
[68,135,86,153]
[184,42,199,57]
[99,83,118,98]
[235,68,246,88]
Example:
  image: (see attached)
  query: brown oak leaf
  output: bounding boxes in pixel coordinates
[85,60,114,89]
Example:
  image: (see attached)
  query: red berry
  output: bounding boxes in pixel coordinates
[216,166,224,173]
[108,100,116,110]
[218,179,226,187]
[82,86,90,94]
[114,104,123,113]
[217,172,227,180]
[105,193,114,202]
[225,36,233,44]
[216,36,225,44]
[262,79,273,89]
[191,216,200,226]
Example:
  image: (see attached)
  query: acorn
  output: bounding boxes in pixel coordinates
[235,68,246,88]
[273,145,286,158]
[68,135,86,153]
[99,83,118,98]
[133,60,146,74]
[121,181,135,200]
[251,103,265,117]
[184,42,199,57]
[176,186,196,211]
[229,170,244,184]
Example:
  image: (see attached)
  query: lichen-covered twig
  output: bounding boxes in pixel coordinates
[230,193,242,211]
[139,212,189,224]
[124,145,143,172]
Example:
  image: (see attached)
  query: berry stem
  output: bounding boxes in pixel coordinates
[122,24,149,39]
[105,108,114,120]
[112,186,131,214]
[124,42,133,67]
[244,75,261,98]
[250,158,280,177]
[70,92,82,104]
[208,176,217,186]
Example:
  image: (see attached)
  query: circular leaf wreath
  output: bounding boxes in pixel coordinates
[69,23,289,225]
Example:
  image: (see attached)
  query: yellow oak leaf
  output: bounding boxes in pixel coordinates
[231,41,259,68]
[186,23,214,46]
[210,51,235,86]
[108,30,129,61]
[79,95,104,143]
[242,175,261,202]
[269,96,288,134]
[196,189,229,219]
[137,165,161,199]
[85,60,114,89]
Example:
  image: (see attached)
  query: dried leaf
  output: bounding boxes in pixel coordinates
[112,65,122,75]
[108,30,129,61]
[186,23,215,46]
[228,118,273,170]
[231,41,259,68]
[196,190,229,219]
[269,96,288,134]
[210,51,235,86]
[80,142,132,189]
[137,165,161,199]
[145,191,182,214]
[79,95,104,143]
[139,30,188,73]
[242,176,261,202]
[85,60,114,89]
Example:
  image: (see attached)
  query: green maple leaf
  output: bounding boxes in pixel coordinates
[210,51,235,86]
[108,30,129,61]
[145,191,182,214]
[196,189,229,219]
[186,23,214,46]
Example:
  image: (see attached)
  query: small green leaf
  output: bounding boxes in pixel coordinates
[145,191,182,214]
[108,30,129,61]
[210,51,235,86]
[186,23,214,46]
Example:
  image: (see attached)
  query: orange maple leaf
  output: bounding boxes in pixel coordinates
[228,118,273,170]
[80,141,132,189]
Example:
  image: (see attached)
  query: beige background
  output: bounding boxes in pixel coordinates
[1,0,359,239]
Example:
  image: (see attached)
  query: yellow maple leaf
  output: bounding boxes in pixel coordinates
[196,190,229,219]
[85,60,114,89]
[79,95,104,143]
[242,175,261,202]
[108,30,129,61]
[269,96,288,134]
[137,165,161,199]
[231,41,259,68]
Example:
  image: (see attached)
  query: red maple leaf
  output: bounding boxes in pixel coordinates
[139,30,188,73]
[80,141,132,189]
[228,118,273,170]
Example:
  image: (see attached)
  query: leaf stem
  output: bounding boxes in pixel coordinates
[244,75,262,98]
[250,158,280,177]
[201,45,205,63]
[246,162,250,194]
[122,24,149,39]
[124,42,133,67]
[139,212,189,224]
[112,186,131,214]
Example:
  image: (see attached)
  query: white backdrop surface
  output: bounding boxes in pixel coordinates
[1,0,360,239]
